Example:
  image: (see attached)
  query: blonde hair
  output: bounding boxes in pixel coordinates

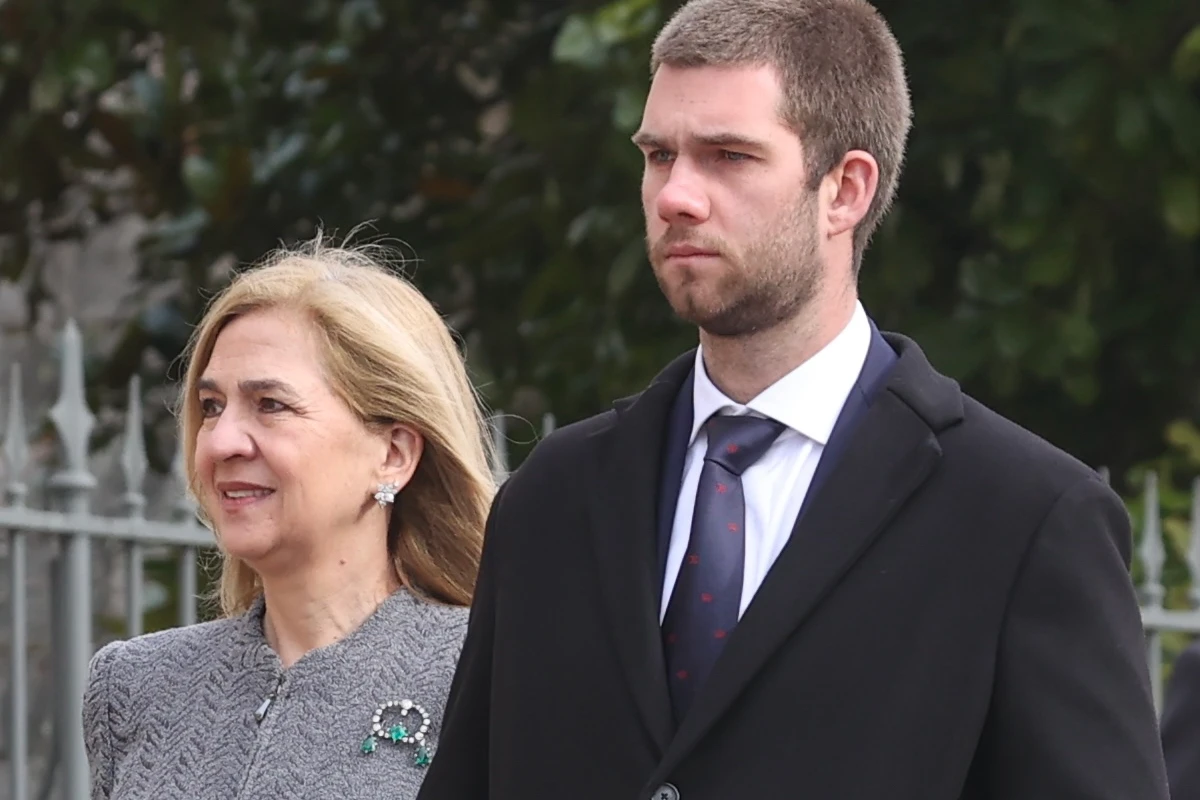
[178,236,497,616]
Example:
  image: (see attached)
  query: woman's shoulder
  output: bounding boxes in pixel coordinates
[382,590,470,671]
[407,592,471,625]
[400,591,470,640]
[86,613,253,701]
[82,614,255,793]
[98,613,247,668]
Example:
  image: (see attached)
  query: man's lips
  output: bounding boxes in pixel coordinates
[665,245,719,258]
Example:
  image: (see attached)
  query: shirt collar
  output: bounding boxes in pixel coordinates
[689,301,872,447]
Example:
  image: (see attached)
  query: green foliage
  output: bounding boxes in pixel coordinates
[1,0,568,408]
[1,0,1199,523]
[463,0,1200,475]
[863,0,1200,476]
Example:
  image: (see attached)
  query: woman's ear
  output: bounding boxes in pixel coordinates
[378,423,423,493]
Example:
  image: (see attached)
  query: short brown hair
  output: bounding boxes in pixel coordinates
[651,0,911,269]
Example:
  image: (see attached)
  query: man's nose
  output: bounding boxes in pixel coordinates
[655,161,711,224]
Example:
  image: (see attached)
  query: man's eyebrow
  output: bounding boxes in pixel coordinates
[631,130,665,149]
[690,132,769,150]
[631,131,769,151]
[196,377,300,396]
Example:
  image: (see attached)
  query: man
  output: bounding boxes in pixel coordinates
[417,0,1169,797]
[1162,639,1200,795]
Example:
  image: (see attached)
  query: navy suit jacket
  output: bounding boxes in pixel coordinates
[655,321,899,588]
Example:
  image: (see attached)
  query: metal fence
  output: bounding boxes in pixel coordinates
[0,319,1195,799]
[1124,466,1200,711]
[1,321,213,800]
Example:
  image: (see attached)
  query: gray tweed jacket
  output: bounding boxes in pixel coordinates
[82,588,468,800]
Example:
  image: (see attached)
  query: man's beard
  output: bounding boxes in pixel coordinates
[647,194,821,338]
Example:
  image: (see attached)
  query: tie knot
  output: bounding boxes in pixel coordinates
[702,415,785,476]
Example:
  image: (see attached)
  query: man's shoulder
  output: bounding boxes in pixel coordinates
[503,405,623,481]
[949,392,1105,498]
[502,350,693,487]
[884,331,1101,495]
[490,401,632,523]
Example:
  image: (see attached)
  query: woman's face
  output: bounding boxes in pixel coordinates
[193,306,397,571]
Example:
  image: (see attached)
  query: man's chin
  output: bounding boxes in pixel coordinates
[670,299,756,338]
[656,274,753,333]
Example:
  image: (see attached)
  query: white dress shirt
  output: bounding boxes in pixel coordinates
[660,301,872,621]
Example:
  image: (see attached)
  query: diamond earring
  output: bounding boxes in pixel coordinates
[373,482,400,508]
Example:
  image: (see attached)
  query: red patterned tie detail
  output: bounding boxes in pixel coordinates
[661,414,785,722]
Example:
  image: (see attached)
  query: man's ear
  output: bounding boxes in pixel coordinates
[823,149,879,240]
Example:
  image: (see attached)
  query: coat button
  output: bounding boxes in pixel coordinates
[652,784,680,800]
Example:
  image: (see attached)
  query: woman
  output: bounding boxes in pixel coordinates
[81,237,497,799]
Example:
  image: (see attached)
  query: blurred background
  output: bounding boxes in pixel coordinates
[1,0,1200,796]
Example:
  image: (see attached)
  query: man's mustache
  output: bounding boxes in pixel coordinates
[649,229,727,262]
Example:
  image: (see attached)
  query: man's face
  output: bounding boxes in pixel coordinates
[634,63,823,337]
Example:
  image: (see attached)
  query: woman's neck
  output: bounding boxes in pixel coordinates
[260,564,400,668]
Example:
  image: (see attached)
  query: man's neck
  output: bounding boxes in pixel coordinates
[259,547,400,668]
[699,289,858,404]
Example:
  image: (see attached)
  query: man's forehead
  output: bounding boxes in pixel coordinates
[647,62,783,101]
[640,63,787,135]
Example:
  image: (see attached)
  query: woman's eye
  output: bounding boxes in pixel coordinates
[259,397,287,413]
[199,398,222,417]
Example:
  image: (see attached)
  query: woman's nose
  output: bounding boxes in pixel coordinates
[200,407,256,461]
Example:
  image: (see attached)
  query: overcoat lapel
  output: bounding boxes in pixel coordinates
[652,333,964,776]
[585,351,694,754]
